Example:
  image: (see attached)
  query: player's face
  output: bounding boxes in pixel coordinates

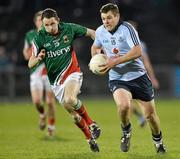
[35,16,42,31]
[43,17,59,35]
[101,11,119,31]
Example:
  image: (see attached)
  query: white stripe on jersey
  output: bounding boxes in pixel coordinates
[122,22,139,45]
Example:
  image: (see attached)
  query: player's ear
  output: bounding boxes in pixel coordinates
[56,17,60,22]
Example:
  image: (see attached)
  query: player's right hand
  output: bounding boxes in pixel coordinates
[99,55,119,72]
[38,49,46,61]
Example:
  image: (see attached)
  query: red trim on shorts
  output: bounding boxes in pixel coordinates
[59,50,81,84]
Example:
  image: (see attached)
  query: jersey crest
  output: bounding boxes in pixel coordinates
[63,35,69,43]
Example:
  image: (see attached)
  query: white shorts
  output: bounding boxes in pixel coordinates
[30,64,52,92]
[51,72,83,104]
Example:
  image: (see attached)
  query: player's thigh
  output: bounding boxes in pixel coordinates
[50,72,82,105]
[64,80,81,99]
[63,80,81,114]
[64,72,83,99]
[113,88,132,110]
[31,88,43,104]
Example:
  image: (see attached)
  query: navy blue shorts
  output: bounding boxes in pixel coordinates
[109,74,154,102]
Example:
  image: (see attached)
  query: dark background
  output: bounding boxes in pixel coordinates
[0,0,180,99]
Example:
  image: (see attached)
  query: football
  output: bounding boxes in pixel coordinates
[89,54,107,75]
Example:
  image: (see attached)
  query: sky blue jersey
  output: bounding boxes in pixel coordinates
[94,21,146,81]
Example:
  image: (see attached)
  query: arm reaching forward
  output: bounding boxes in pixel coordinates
[28,49,45,68]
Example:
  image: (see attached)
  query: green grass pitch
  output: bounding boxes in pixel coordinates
[0,99,180,159]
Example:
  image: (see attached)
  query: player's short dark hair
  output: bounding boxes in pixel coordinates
[100,3,119,16]
[33,10,43,23]
[42,8,59,20]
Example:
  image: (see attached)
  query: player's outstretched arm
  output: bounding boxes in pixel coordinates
[142,53,159,89]
[86,28,95,40]
[28,49,45,68]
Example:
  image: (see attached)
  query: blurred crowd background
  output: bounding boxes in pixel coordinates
[0,0,180,100]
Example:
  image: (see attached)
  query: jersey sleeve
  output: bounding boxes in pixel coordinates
[93,28,102,47]
[123,24,141,48]
[70,23,87,38]
[32,34,43,57]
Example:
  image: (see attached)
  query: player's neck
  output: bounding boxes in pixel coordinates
[51,29,59,36]
[109,20,122,34]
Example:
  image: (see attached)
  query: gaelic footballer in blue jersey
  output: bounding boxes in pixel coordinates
[91,3,166,153]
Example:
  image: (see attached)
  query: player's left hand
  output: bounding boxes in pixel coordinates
[37,49,46,61]
[151,77,160,89]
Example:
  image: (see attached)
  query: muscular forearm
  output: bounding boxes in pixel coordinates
[143,55,156,79]
[145,63,156,80]
[28,56,40,68]
[115,45,142,65]
[28,49,45,68]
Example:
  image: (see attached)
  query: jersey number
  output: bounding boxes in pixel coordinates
[111,39,116,45]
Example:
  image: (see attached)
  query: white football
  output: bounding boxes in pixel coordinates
[89,54,107,75]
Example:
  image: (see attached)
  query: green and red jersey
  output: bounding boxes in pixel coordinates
[32,22,87,85]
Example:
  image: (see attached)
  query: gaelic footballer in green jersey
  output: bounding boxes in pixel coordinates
[32,22,86,85]
[29,8,101,152]
[23,10,56,136]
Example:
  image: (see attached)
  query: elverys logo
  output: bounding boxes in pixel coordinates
[47,46,71,58]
